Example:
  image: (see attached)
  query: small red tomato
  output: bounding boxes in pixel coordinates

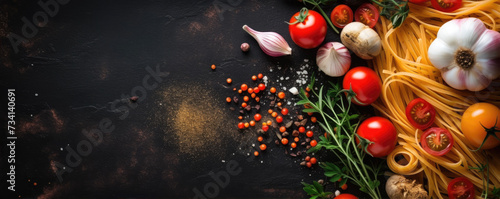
[306,131,313,138]
[258,83,266,91]
[306,162,312,168]
[421,127,454,156]
[258,73,263,79]
[288,8,327,49]
[310,157,317,164]
[305,156,311,162]
[354,3,380,28]
[356,117,397,157]
[330,4,353,28]
[262,125,269,132]
[406,98,436,130]
[343,67,381,106]
[447,177,474,199]
[281,108,289,115]
[254,113,262,122]
[276,116,283,123]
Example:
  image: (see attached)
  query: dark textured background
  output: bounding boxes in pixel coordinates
[1,0,371,198]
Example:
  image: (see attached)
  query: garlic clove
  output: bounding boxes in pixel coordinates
[465,68,491,91]
[442,67,467,90]
[435,19,461,50]
[477,58,500,80]
[316,42,351,77]
[242,25,292,57]
[427,39,455,70]
[473,29,500,60]
[457,18,487,49]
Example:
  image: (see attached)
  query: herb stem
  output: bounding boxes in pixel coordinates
[302,0,340,34]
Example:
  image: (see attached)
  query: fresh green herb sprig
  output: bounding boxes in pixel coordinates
[298,78,383,199]
[469,153,500,199]
[370,0,409,28]
[301,0,340,34]
[302,181,333,199]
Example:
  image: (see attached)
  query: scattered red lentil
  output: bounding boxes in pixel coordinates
[259,144,267,151]
[257,73,263,79]
[252,75,257,81]
[226,97,231,103]
[279,126,286,133]
[211,64,216,70]
[254,151,259,156]
[306,131,313,138]
[257,136,263,142]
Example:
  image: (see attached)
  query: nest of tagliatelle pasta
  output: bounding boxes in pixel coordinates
[369,0,500,198]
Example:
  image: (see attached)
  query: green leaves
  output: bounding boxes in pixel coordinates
[492,187,500,198]
[370,0,409,28]
[299,77,382,199]
[302,181,333,199]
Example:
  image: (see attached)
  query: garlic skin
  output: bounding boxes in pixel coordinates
[242,25,292,57]
[428,18,500,91]
[316,42,351,77]
[340,22,381,60]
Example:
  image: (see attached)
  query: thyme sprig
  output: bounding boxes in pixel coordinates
[299,78,383,199]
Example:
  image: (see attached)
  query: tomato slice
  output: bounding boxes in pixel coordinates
[447,177,475,199]
[354,3,379,28]
[330,4,353,28]
[420,127,454,156]
[430,0,462,12]
[405,98,436,130]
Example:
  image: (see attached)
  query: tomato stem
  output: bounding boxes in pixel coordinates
[471,119,500,152]
[302,0,340,34]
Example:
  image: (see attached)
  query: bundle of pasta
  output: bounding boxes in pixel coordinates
[370,0,500,198]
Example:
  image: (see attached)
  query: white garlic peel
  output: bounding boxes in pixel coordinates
[428,18,500,91]
[316,42,351,77]
[340,22,381,60]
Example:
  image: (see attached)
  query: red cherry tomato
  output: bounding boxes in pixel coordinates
[405,98,436,130]
[330,4,353,28]
[289,8,327,49]
[420,127,454,156]
[430,0,462,12]
[356,117,397,157]
[447,177,474,199]
[334,193,358,199]
[343,67,381,106]
[354,3,380,28]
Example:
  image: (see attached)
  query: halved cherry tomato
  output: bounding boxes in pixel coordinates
[334,193,358,199]
[356,117,397,157]
[289,8,327,49]
[461,103,500,150]
[354,3,379,28]
[330,4,353,28]
[447,177,474,199]
[343,67,381,106]
[430,0,462,12]
[420,127,454,156]
[406,98,436,130]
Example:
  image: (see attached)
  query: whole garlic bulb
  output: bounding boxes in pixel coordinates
[428,18,500,91]
[316,42,351,77]
[340,22,381,60]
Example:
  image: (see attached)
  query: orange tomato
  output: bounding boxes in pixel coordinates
[461,103,500,150]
